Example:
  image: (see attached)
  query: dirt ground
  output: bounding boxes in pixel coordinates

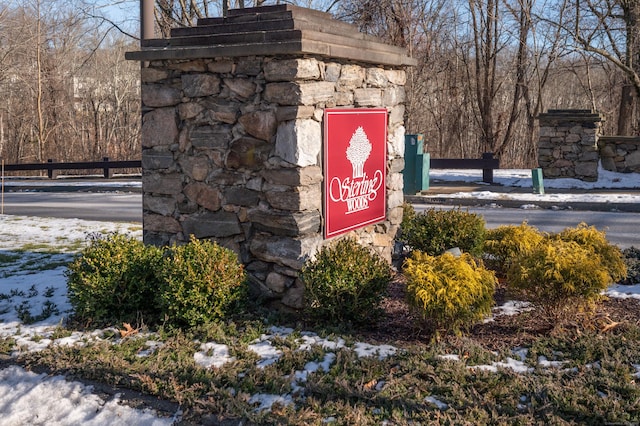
[360,275,640,350]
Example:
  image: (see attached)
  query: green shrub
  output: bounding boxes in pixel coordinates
[401,202,417,225]
[483,222,545,274]
[66,234,163,325]
[160,236,247,327]
[551,223,626,285]
[621,246,640,285]
[404,251,496,335]
[301,238,392,325]
[507,238,614,306]
[400,206,486,256]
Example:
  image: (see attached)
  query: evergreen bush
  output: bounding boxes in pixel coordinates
[160,236,247,327]
[401,205,486,256]
[301,238,392,325]
[622,246,640,285]
[404,251,496,335]
[507,238,615,305]
[483,222,544,274]
[66,233,163,325]
[551,223,626,285]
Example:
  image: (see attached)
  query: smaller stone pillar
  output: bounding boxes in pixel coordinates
[537,109,605,181]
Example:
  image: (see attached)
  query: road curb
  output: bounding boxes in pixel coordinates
[405,195,640,213]
[1,184,141,193]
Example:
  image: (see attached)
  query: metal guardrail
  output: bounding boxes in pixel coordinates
[0,157,142,179]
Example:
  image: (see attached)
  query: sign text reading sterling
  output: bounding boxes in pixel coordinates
[329,170,384,214]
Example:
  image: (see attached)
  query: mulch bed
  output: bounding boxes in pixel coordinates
[358,273,640,350]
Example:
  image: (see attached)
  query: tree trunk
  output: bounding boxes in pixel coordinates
[618,0,639,135]
[617,83,637,135]
[36,0,45,162]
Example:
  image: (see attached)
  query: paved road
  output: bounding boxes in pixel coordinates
[0,191,142,222]
[1,191,637,248]
[414,203,639,248]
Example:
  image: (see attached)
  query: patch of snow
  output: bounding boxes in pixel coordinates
[438,354,461,362]
[469,357,534,374]
[537,356,566,368]
[0,365,174,425]
[353,342,397,360]
[605,284,640,300]
[512,347,528,362]
[297,333,346,351]
[137,340,165,358]
[194,342,235,369]
[248,393,293,412]
[485,301,534,322]
[424,395,449,410]
[247,340,283,369]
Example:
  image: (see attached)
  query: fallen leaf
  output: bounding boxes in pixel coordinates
[363,379,377,391]
[601,321,621,333]
[120,322,138,338]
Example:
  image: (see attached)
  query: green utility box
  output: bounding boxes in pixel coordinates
[403,134,430,194]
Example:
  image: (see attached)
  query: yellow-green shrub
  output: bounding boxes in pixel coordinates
[507,238,614,305]
[404,251,496,335]
[400,205,486,256]
[552,223,626,284]
[483,222,544,273]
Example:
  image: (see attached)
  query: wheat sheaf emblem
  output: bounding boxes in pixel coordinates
[345,126,372,179]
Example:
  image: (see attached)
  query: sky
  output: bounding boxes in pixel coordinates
[0,168,639,424]
[92,0,342,37]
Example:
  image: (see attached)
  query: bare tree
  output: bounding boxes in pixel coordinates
[336,0,419,48]
[466,0,504,155]
[0,1,142,169]
[556,0,640,134]
[1,0,634,172]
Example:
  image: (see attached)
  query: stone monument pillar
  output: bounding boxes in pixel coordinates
[537,109,605,181]
[126,5,416,308]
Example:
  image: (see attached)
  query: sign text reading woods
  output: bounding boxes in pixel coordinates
[324,108,387,238]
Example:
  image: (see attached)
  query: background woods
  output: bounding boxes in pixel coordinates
[0,0,140,166]
[0,0,637,169]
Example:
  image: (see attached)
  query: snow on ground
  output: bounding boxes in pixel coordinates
[430,164,640,189]
[0,366,173,426]
[0,215,404,421]
[0,215,141,252]
[0,169,638,423]
[427,164,640,204]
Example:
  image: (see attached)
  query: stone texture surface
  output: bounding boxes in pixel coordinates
[139,54,408,307]
[142,109,178,148]
[538,111,604,182]
[275,119,321,167]
[598,136,640,173]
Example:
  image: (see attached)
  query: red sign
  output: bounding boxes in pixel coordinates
[324,108,387,238]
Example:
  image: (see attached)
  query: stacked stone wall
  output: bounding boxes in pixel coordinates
[598,136,640,173]
[140,56,406,309]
